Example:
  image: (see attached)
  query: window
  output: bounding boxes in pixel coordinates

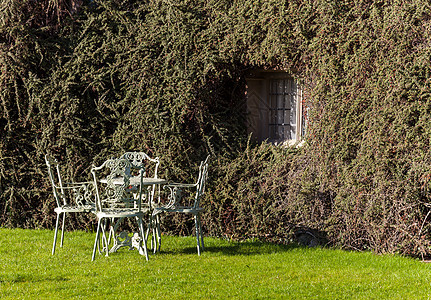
[246,71,306,146]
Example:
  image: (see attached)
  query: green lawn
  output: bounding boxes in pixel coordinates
[0,228,430,299]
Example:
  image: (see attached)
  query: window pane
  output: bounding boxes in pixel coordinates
[277,95,284,110]
[269,78,294,142]
[277,126,284,140]
[290,91,296,140]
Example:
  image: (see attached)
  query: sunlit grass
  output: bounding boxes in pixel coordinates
[0,228,431,299]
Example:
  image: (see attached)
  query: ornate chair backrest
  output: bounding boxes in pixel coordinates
[45,154,94,208]
[194,155,210,209]
[121,152,160,206]
[45,154,65,208]
[120,152,159,178]
[91,158,144,212]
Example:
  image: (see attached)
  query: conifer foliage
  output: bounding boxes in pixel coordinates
[1,0,431,257]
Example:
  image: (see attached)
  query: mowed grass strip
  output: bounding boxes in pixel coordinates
[0,228,430,299]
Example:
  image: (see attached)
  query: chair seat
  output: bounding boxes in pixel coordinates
[95,208,149,219]
[54,205,94,213]
[155,206,204,214]
[45,154,97,255]
[152,155,209,256]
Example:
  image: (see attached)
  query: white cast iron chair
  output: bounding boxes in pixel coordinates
[120,152,161,252]
[90,158,150,261]
[153,155,210,255]
[45,154,95,255]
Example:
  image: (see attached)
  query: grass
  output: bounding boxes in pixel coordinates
[1,228,431,299]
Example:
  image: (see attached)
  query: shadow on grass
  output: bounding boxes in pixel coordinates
[158,226,329,256]
[0,274,70,283]
[160,240,305,256]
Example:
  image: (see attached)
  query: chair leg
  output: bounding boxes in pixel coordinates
[107,218,114,246]
[152,226,157,253]
[98,218,107,254]
[156,214,162,253]
[60,212,66,247]
[92,218,102,261]
[197,214,204,250]
[148,215,154,251]
[52,213,61,255]
[146,214,158,254]
[145,216,152,250]
[150,214,161,254]
[194,215,201,256]
[145,226,150,244]
[137,217,149,261]
[101,219,110,257]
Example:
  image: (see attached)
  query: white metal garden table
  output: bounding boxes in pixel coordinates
[98,176,168,255]
[101,176,167,187]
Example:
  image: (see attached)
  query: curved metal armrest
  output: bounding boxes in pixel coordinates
[158,182,196,211]
[56,182,95,206]
[164,182,198,188]
[63,181,93,186]
[55,181,94,189]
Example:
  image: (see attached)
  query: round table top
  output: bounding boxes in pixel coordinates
[100,176,168,186]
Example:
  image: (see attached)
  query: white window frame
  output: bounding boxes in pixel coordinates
[246,71,305,146]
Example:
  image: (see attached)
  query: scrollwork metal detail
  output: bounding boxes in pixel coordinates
[109,231,133,253]
[73,182,96,206]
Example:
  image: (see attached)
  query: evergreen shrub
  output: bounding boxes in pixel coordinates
[1,0,431,257]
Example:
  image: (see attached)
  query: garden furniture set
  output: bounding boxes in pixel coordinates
[45,152,210,261]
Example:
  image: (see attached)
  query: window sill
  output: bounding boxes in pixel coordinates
[276,139,305,148]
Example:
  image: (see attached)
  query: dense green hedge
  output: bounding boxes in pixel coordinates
[2,0,431,257]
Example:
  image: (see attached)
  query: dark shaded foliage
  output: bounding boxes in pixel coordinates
[2,0,431,257]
